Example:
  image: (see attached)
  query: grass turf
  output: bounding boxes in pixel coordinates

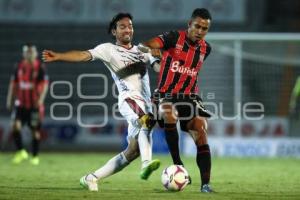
[0,153,299,200]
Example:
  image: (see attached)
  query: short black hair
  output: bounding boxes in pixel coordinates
[108,13,133,34]
[191,8,212,20]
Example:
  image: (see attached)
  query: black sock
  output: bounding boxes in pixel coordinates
[32,138,40,157]
[196,144,211,186]
[13,130,23,150]
[164,123,183,165]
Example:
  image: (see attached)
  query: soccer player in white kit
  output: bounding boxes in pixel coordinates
[42,13,160,191]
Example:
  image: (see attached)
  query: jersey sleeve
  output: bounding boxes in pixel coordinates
[88,43,112,62]
[204,42,211,60]
[144,53,160,72]
[147,54,160,65]
[156,30,179,50]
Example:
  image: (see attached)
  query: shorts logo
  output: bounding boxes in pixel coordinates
[170,61,197,77]
[19,81,33,89]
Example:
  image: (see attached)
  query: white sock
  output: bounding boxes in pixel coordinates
[93,152,129,181]
[138,128,153,169]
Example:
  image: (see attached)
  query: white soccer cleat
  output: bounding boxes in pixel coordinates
[80,174,98,191]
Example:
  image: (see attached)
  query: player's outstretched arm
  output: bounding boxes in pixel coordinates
[42,50,92,62]
[143,38,163,49]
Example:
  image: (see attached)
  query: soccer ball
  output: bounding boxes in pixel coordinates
[161,165,189,191]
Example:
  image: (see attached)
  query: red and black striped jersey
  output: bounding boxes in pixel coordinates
[154,30,211,94]
[12,59,48,109]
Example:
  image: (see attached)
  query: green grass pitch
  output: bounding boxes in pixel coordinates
[0,153,299,200]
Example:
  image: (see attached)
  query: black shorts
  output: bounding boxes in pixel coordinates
[12,107,42,129]
[153,93,211,132]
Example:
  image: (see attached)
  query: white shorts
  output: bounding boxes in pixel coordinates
[118,95,152,138]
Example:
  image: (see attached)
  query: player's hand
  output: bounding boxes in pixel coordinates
[151,49,162,59]
[42,50,59,62]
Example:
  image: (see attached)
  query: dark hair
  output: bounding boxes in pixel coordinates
[191,8,212,20]
[108,13,133,34]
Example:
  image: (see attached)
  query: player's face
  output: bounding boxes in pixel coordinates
[23,46,38,62]
[114,17,134,45]
[187,17,210,42]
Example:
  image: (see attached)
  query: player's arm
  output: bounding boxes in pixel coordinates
[138,31,178,53]
[43,44,111,63]
[150,49,162,59]
[139,38,164,52]
[38,83,48,107]
[42,50,92,62]
[138,38,163,53]
[36,64,49,107]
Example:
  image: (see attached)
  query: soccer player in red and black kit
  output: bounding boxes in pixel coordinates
[139,8,214,192]
[6,44,49,165]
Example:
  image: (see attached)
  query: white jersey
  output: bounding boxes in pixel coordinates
[89,43,156,104]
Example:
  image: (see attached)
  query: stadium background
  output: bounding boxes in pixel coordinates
[0,0,300,157]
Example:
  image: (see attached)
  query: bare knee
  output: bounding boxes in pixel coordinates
[187,117,208,146]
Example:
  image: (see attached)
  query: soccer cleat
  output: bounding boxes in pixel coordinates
[30,157,40,165]
[80,174,98,191]
[140,159,161,180]
[12,149,29,164]
[201,184,214,193]
[188,175,192,185]
[178,165,192,185]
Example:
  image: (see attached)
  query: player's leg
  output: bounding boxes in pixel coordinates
[29,108,42,165]
[12,120,23,151]
[11,108,28,164]
[80,136,139,191]
[138,114,160,180]
[93,138,139,179]
[93,126,140,179]
[29,128,40,165]
[123,97,160,179]
[159,101,184,166]
[186,116,213,193]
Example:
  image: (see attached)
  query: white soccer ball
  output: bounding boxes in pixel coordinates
[161,165,189,191]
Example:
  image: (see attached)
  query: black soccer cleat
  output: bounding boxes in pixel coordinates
[188,175,192,185]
